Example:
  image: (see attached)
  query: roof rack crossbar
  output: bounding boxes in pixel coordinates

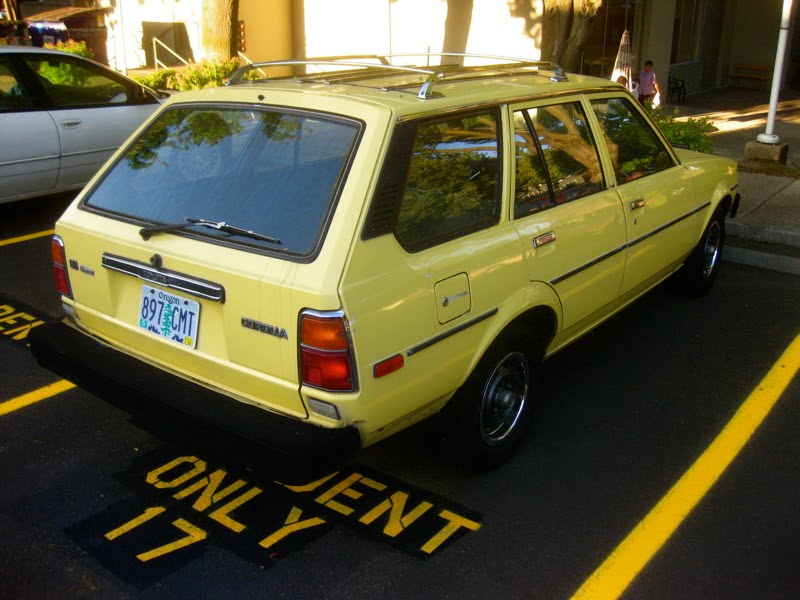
[227,59,434,86]
[226,53,569,98]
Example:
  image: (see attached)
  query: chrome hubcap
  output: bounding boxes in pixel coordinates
[702,221,721,277]
[480,352,529,445]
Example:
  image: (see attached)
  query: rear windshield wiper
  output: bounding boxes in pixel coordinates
[139,217,282,245]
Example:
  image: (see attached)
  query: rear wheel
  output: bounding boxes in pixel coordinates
[445,329,543,469]
[680,209,725,296]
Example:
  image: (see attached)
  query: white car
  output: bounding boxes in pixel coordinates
[0,46,164,204]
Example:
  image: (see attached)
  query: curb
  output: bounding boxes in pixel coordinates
[723,245,800,276]
[726,221,800,248]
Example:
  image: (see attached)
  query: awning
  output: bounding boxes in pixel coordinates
[24,7,108,24]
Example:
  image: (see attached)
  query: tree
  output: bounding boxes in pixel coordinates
[540,0,603,70]
[202,0,239,60]
[509,0,604,72]
[442,0,474,64]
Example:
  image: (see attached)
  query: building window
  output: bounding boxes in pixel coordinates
[671,0,705,64]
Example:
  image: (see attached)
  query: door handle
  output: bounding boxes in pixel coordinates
[533,231,556,248]
[61,119,82,129]
[629,198,646,210]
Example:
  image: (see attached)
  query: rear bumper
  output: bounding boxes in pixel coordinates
[29,321,360,458]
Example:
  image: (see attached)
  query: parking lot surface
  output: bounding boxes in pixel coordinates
[1,193,798,599]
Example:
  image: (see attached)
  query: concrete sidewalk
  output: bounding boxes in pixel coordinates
[672,87,800,274]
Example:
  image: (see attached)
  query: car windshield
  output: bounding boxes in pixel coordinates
[83,105,360,257]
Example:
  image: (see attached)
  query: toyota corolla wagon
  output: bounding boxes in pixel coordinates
[31,54,740,468]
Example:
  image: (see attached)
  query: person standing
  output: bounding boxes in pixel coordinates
[638,60,660,106]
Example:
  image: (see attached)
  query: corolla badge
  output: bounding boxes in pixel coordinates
[241,317,289,340]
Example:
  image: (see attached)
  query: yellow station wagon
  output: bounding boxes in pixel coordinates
[31,54,740,468]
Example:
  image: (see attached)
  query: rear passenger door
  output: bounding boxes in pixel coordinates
[589,96,701,295]
[0,55,59,201]
[509,99,626,332]
[20,54,158,188]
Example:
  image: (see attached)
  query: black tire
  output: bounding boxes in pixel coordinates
[679,208,725,296]
[444,329,543,470]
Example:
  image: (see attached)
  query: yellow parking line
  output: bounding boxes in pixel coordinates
[0,229,54,247]
[570,333,800,600]
[0,379,76,417]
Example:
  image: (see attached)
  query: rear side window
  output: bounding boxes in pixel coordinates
[590,97,675,184]
[22,56,130,107]
[394,111,501,252]
[0,58,32,110]
[513,101,604,219]
[84,106,361,257]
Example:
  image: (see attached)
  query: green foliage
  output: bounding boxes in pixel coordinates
[43,39,93,58]
[39,39,93,86]
[131,69,177,91]
[647,106,716,153]
[175,58,240,90]
[129,58,241,92]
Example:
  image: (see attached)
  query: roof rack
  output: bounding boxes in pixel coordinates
[226,53,568,99]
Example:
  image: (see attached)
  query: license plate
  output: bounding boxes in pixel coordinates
[138,285,200,349]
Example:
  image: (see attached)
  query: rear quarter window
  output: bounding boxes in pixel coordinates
[366,110,501,253]
[83,105,361,258]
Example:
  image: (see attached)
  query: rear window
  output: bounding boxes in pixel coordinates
[83,105,361,257]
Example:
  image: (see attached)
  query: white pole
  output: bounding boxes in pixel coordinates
[757,0,794,144]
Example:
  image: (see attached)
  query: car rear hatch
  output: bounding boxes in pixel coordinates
[56,102,365,419]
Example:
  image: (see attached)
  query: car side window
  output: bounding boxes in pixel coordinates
[0,59,33,110]
[590,97,675,184]
[22,56,130,107]
[395,111,501,252]
[513,102,604,218]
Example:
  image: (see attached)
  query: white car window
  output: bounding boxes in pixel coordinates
[22,56,129,107]
[0,58,33,110]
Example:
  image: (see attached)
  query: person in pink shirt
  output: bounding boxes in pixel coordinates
[638,60,661,106]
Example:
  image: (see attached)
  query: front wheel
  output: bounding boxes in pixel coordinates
[444,330,543,469]
[679,209,725,296]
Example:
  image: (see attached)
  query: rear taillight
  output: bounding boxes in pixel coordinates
[300,312,355,392]
[51,235,72,299]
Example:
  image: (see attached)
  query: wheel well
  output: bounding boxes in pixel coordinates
[718,194,733,216]
[504,306,558,350]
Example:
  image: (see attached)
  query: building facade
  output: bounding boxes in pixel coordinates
[15,0,797,93]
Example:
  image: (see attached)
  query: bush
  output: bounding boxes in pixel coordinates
[43,39,93,58]
[647,106,716,153]
[131,69,177,91]
[130,58,241,92]
[175,58,240,90]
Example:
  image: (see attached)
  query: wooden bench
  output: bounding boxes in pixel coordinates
[731,64,772,87]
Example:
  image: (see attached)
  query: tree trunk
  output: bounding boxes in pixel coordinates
[540,0,573,66]
[442,0,474,65]
[202,0,237,60]
[540,0,603,71]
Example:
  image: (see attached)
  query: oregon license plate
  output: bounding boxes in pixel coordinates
[138,284,200,349]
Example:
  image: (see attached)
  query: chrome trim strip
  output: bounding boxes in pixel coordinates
[550,202,712,285]
[61,146,116,158]
[407,308,498,356]
[550,243,627,285]
[101,253,225,302]
[626,202,711,248]
[0,155,59,166]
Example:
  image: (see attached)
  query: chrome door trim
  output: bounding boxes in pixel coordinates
[407,308,498,356]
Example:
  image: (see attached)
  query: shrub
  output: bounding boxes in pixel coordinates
[175,58,240,90]
[43,39,93,58]
[131,69,177,91]
[647,106,716,153]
